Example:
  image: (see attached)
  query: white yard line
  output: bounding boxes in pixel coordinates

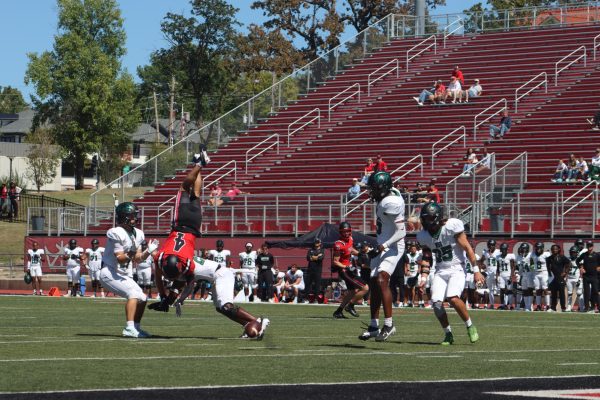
[557,362,599,366]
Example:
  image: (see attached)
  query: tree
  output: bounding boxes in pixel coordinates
[25,0,139,190]
[25,128,61,192]
[0,86,28,114]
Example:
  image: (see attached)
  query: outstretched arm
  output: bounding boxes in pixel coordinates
[180,165,203,198]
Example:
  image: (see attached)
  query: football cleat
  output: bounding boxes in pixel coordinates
[137,328,152,338]
[344,304,359,318]
[122,327,141,338]
[192,144,211,167]
[333,310,348,319]
[441,331,454,345]
[256,317,270,341]
[467,325,479,343]
[358,325,380,341]
[375,325,396,342]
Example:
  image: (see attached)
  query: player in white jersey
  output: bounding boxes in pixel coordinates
[463,251,480,309]
[209,239,231,268]
[515,243,533,311]
[566,246,583,312]
[62,239,86,297]
[479,239,500,309]
[272,267,286,300]
[359,172,406,342]
[404,243,421,307]
[100,202,159,338]
[497,243,516,309]
[85,239,105,297]
[415,203,483,345]
[239,242,258,302]
[531,242,551,311]
[26,241,46,295]
[136,240,158,299]
[284,264,305,303]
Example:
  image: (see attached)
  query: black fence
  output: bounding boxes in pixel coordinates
[0,194,83,223]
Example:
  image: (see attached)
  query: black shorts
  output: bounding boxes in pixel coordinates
[405,276,418,288]
[339,269,367,290]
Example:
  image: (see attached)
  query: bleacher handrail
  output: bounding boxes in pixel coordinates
[328,83,361,121]
[514,72,547,112]
[367,59,399,96]
[287,108,320,146]
[473,99,507,141]
[406,35,436,71]
[561,184,598,228]
[445,153,496,206]
[555,45,586,86]
[443,16,463,48]
[593,33,600,60]
[202,160,237,189]
[477,152,528,200]
[431,126,466,169]
[245,134,279,173]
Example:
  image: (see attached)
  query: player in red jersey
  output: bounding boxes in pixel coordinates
[332,222,369,319]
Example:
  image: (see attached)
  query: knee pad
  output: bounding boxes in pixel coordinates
[216,302,240,319]
[433,301,445,318]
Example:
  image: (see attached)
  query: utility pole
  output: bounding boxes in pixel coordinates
[169,76,176,147]
[153,92,160,144]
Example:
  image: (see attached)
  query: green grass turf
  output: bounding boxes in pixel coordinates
[0,296,599,393]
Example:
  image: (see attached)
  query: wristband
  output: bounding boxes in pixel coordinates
[472,266,480,273]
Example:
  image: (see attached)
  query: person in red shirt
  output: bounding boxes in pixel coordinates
[374,155,388,172]
[427,181,441,203]
[360,157,375,186]
[212,183,250,206]
[433,80,446,103]
[0,183,7,219]
[332,222,369,319]
[452,65,464,85]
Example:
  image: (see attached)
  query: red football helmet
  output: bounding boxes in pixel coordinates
[339,221,352,241]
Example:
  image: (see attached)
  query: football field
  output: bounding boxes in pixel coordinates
[0,296,599,399]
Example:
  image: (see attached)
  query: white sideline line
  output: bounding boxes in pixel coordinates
[487,389,600,399]
[416,355,463,358]
[489,359,530,362]
[1,375,598,395]
[557,362,599,366]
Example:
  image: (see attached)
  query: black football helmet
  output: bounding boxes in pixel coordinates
[69,239,77,249]
[518,243,530,256]
[339,221,352,241]
[91,239,99,250]
[24,271,32,284]
[116,202,139,228]
[216,239,224,250]
[420,202,443,233]
[534,242,544,255]
[160,255,184,280]
[500,243,509,255]
[569,246,579,259]
[575,239,584,250]
[487,239,496,250]
[367,171,393,202]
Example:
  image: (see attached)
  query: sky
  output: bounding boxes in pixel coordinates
[0,0,482,101]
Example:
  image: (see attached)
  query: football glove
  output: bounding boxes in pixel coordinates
[147,239,159,253]
[148,298,170,312]
[367,248,380,259]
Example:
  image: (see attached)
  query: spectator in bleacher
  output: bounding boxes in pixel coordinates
[589,109,600,131]
[210,183,249,207]
[413,81,437,106]
[489,110,511,140]
[374,154,388,172]
[566,155,579,183]
[444,76,462,104]
[346,178,361,201]
[427,181,441,203]
[577,157,590,182]
[360,157,375,186]
[207,181,222,206]
[461,79,482,103]
[433,80,446,104]
[452,65,464,85]
[462,148,478,176]
[551,159,568,183]
[475,147,492,174]
[591,148,600,181]
[412,183,428,203]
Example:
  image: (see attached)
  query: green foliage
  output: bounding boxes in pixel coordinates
[25,0,139,190]
[24,128,62,192]
[139,143,188,186]
[0,86,28,114]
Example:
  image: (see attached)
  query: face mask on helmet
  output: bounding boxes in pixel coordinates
[69,239,77,249]
[116,202,140,229]
[339,222,352,241]
[419,203,443,233]
[535,243,544,255]
[161,255,184,280]
[367,172,392,202]
[569,246,578,259]
[500,243,508,255]
[91,239,99,249]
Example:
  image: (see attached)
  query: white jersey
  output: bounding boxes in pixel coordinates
[375,193,405,246]
[274,270,286,284]
[531,251,551,273]
[465,254,481,274]
[239,251,257,271]
[137,253,153,270]
[405,252,421,277]
[482,248,500,274]
[286,269,304,285]
[102,226,145,276]
[498,253,515,277]
[516,253,532,274]
[28,249,44,267]
[85,247,104,270]
[64,246,84,268]
[416,218,467,272]
[209,249,231,268]
[192,256,220,282]
[567,258,580,280]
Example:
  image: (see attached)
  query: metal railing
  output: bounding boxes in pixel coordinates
[245,134,279,173]
[287,108,320,146]
[594,33,600,60]
[514,72,547,112]
[561,180,599,222]
[445,153,496,207]
[202,160,237,190]
[431,126,466,169]
[367,59,399,96]
[473,98,507,140]
[555,45,586,86]
[443,17,464,48]
[328,83,361,121]
[406,35,436,71]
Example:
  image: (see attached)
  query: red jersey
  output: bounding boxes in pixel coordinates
[333,237,353,269]
[155,230,197,274]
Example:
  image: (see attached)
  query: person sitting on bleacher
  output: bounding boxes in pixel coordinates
[347,178,361,201]
[432,80,446,104]
[452,65,464,85]
[444,76,462,104]
[489,110,511,139]
[591,148,600,181]
[462,148,478,176]
[566,155,579,183]
[413,81,437,106]
[577,157,590,182]
[461,79,482,103]
[551,159,568,183]
[475,147,492,174]
[588,109,600,131]
[360,157,375,186]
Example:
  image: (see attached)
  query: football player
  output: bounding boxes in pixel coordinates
[497,243,516,310]
[516,243,534,311]
[283,264,305,303]
[26,241,46,295]
[100,202,159,338]
[272,267,286,300]
[136,240,158,299]
[62,239,85,297]
[462,245,480,309]
[359,171,405,342]
[479,239,500,309]
[416,203,483,345]
[566,245,582,312]
[85,239,105,298]
[239,242,258,302]
[404,242,421,308]
[333,222,369,319]
[531,242,551,311]
[209,240,231,268]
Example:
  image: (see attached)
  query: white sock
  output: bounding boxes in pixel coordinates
[384,317,393,327]
[545,294,550,307]
[489,293,495,306]
[370,319,379,328]
[525,296,531,310]
[126,321,135,328]
[465,318,472,328]
[444,326,452,333]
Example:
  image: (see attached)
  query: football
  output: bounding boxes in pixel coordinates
[244,319,261,338]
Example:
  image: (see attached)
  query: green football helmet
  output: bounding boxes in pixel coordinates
[420,202,443,233]
[24,271,32,284]
[367,171,393,202]
[115,202,139,228]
